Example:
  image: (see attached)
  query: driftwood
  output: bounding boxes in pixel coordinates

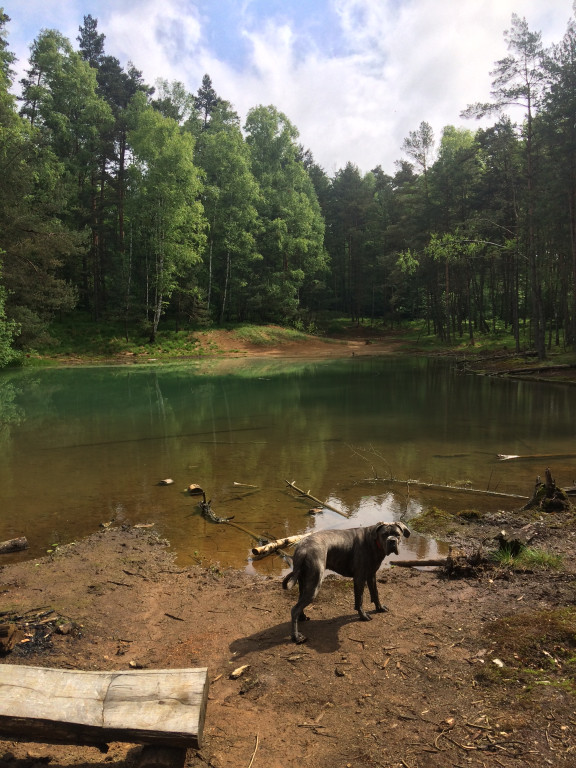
[198,497,234,523]
[285,480,350,517]
[252,534,307,557]
[0,537,29,555]
[376,478,528,500]
[490,363,576,377]
[498,452,576,462]
[0,665,208,749]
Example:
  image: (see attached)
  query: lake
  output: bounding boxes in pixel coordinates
[1,356,575,573]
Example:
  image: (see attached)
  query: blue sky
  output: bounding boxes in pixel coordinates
[4,0,574,175]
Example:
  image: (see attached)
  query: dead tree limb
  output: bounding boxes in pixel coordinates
[285,480,349,517]
[373,479,528,500]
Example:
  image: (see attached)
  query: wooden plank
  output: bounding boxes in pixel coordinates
[0,665,208,749]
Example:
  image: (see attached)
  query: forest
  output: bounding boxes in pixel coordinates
[1,9,576,366]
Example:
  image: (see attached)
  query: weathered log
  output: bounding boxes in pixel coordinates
[285,480,349,517]
[0,537,29,555]
[0,665,208,749]
[252,534,307,557]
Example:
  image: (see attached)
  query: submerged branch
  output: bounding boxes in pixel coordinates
[285,480,350,517]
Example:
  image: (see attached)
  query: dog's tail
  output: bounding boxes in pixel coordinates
[282,570,298,590]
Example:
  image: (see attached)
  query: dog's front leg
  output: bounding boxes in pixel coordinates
[353,578,371,621]
[368,573,388,613]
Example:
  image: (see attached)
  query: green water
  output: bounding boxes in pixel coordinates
[1,356,575,572]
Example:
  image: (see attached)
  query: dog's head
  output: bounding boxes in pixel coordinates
[373,521,411,557]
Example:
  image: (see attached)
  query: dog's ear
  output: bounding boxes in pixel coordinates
[397,522,411,539]
[373,522,389,540]
[374,521,411,539]
[374,523,398,555]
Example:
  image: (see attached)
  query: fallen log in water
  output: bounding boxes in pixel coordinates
[251,534,307,557]
[490,363,576,377]
[0,537,29,555]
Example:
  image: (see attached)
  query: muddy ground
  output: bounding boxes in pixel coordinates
[1,333,576,768]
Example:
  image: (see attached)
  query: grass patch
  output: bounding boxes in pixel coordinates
[410,506,455,534]
[410,504,485,533]
[491,546,563,571]
[233,325,308,346]
[478,607,576,693]
[456,508,483,520]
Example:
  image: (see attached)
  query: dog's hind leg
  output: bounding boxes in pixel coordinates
[290,568,323,643]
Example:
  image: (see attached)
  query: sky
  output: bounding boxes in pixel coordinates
[3,0,574,176]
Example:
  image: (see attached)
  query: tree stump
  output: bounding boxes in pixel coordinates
[522,468,572,513]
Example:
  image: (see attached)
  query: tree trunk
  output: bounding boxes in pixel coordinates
[219,251,230,325]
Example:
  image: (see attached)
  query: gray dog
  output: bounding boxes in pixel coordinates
[282,521,410,643]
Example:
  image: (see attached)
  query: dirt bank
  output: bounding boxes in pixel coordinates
[1,504,576,768]
[44,325,576,385]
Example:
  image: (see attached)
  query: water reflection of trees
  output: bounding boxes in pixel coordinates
[2,358,575,567]
[0,376,27,444]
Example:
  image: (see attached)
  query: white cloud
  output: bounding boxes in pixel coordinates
[208,0,573,174]
[103,0,203,83]
[6,0,574,175]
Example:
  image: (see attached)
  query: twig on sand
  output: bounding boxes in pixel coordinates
[247,733,259,768]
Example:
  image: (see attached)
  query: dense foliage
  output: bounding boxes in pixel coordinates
[1,10,576,363]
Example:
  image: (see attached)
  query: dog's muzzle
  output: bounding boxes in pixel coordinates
[385,535,400,556]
